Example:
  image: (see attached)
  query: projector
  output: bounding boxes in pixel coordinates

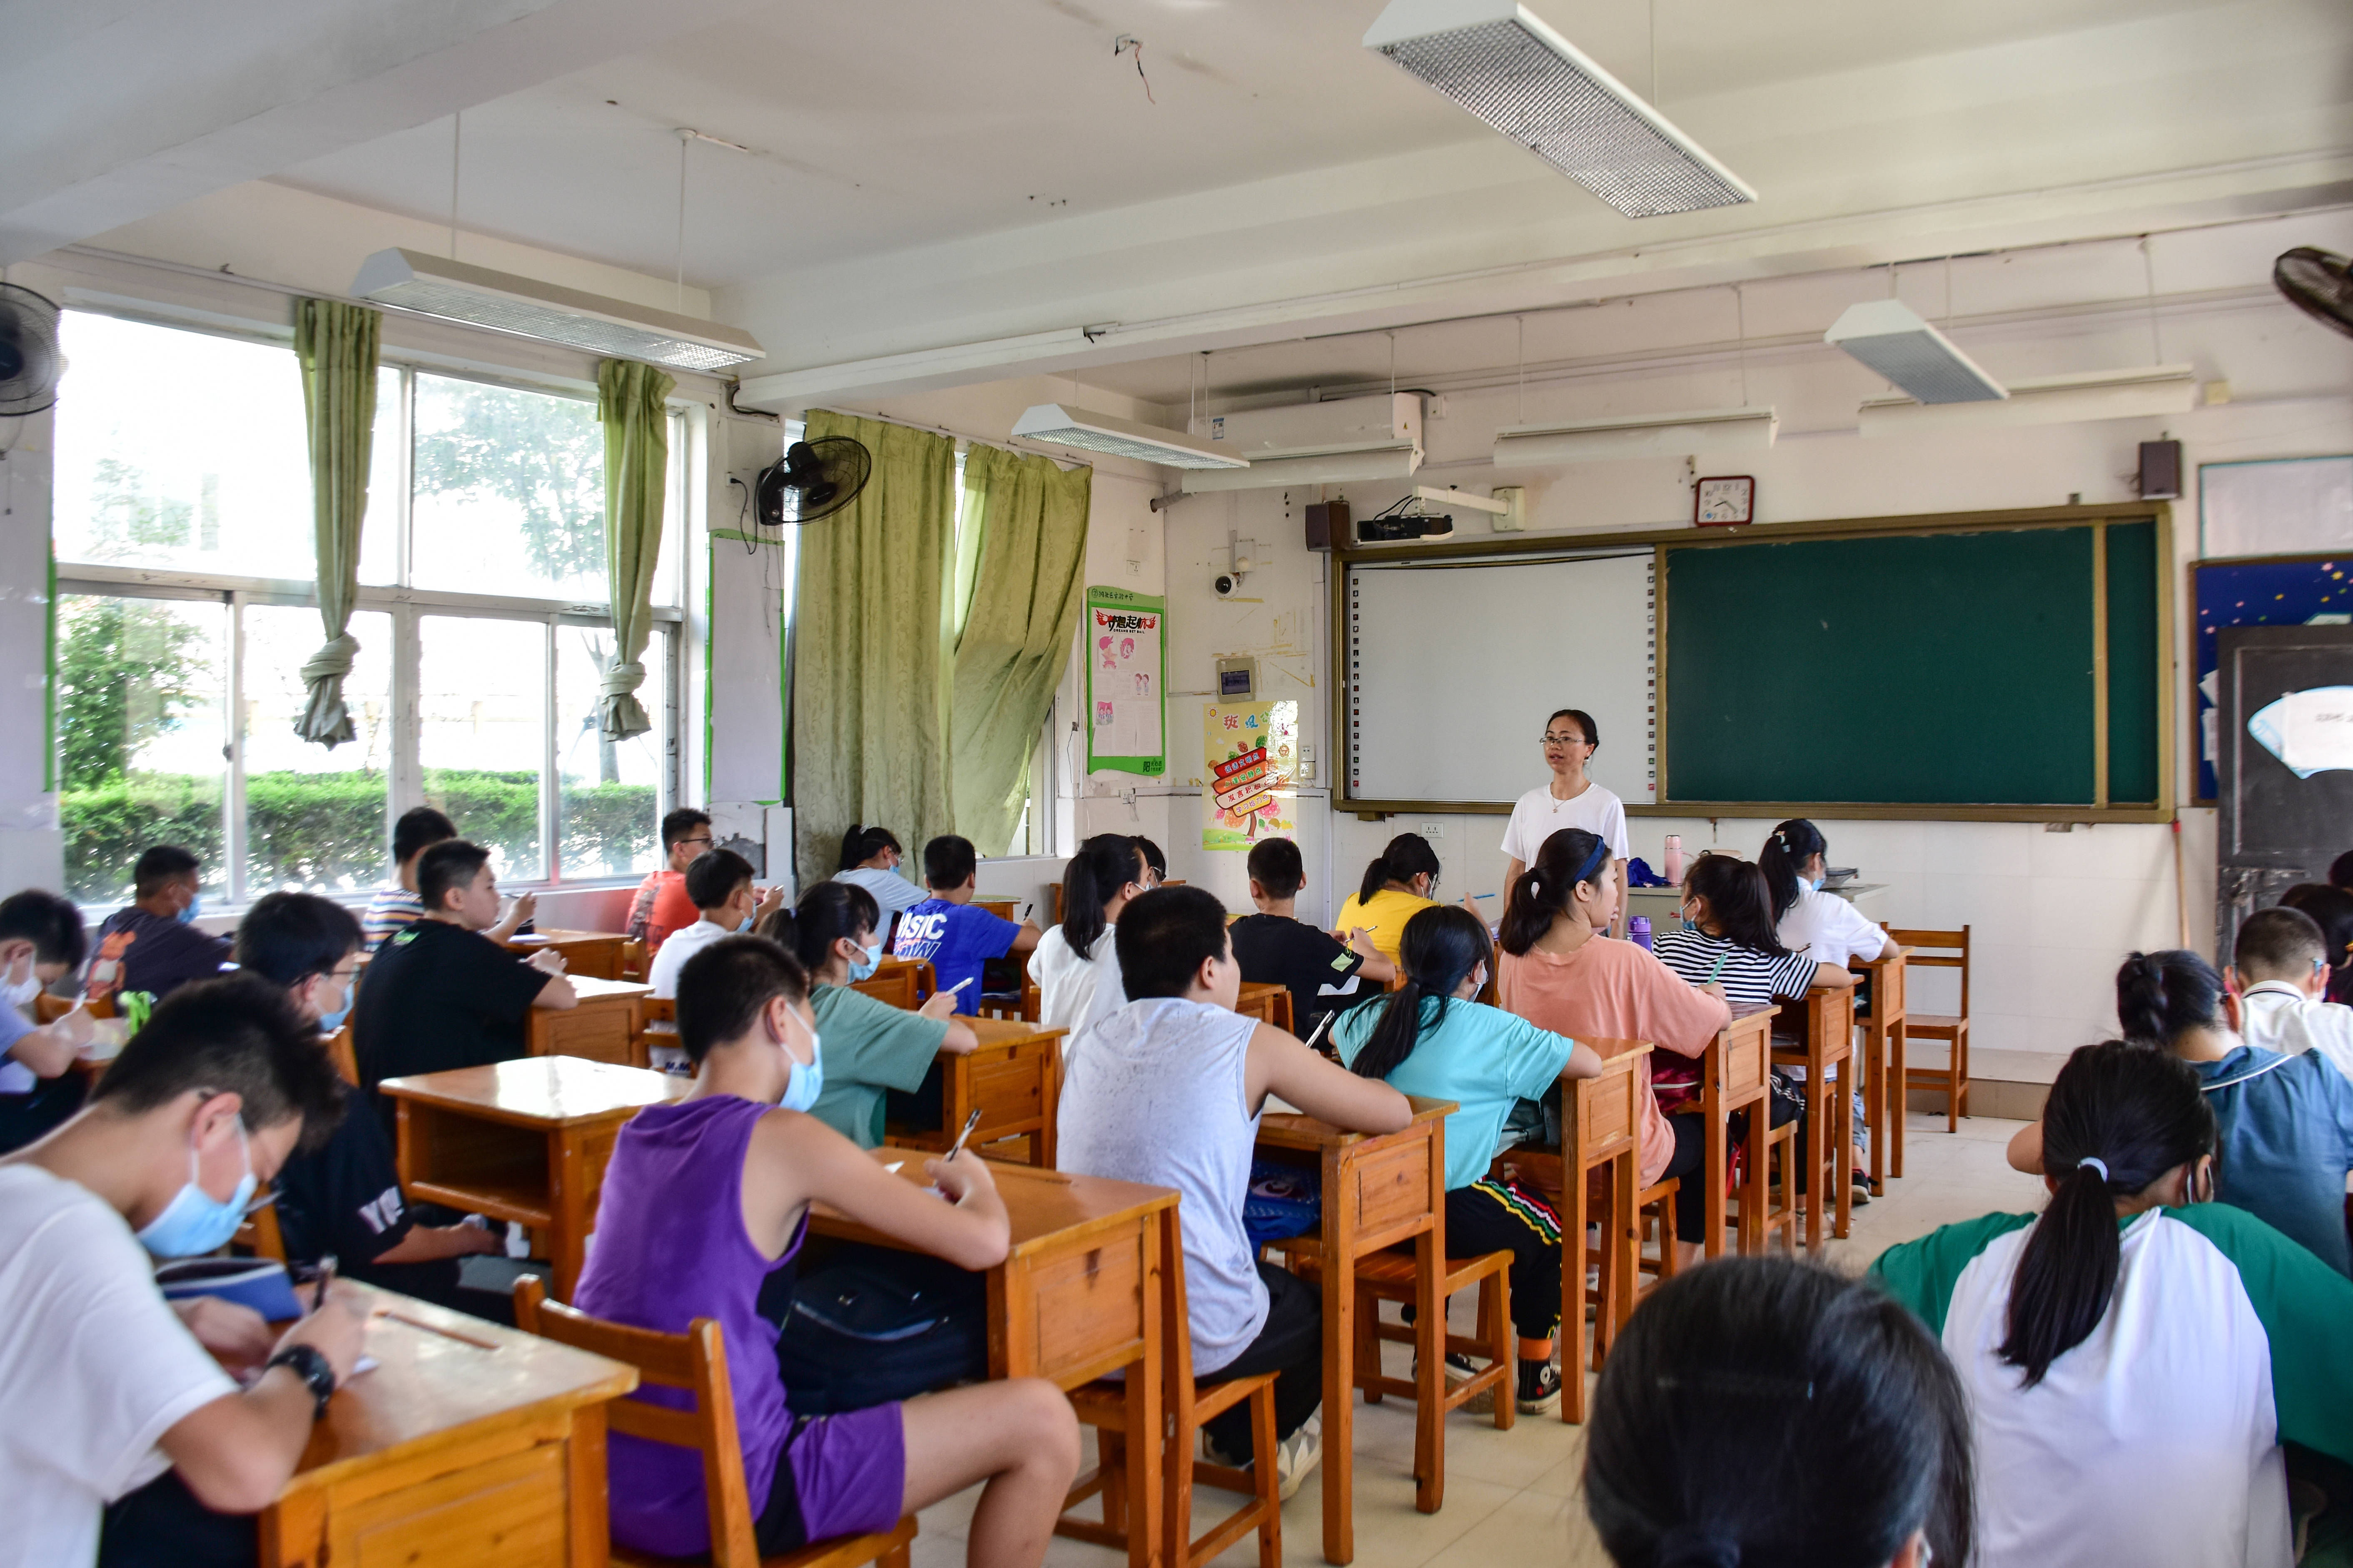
[1357,513,1453,544]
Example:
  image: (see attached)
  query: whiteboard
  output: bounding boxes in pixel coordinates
[2202,457,2353,559]
[1346,552,1655,806]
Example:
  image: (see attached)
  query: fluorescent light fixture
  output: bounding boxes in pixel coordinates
[1412,485,1511,515]
[1363,0,1755,218]
[351,249,760,371]
[1493,406,1777,466]
[1180,446,1422,493]
[1824,299,2004,405]
[1857,365,2198,437]
[1009,403,1247,468]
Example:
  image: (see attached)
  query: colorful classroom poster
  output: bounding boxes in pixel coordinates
[1203,699,1299,851]
[1084,586,1166,776]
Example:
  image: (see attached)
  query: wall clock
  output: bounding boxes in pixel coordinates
[1694,475,1756,527]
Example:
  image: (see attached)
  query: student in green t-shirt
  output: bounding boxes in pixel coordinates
[758,883,975,1147]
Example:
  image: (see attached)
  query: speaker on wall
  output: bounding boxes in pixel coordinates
[2139,439,2183,500]
[1304,500,1349,551]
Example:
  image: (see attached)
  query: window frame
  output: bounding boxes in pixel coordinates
[51,314,693,908]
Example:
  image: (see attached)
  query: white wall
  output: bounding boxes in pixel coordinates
[1143,214,2353,1062]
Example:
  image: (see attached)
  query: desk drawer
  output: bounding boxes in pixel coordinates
[327,1440,567,1567]
[1017,1228,1147,1382]
[1349,1137,1434,1242]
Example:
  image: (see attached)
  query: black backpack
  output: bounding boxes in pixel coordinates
[773,1245,989,1414]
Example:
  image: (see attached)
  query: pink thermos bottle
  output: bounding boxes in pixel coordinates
[1662,834,1684,884]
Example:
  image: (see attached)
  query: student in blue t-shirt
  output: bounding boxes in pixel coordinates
[1334,903,1602,1416]
[890,836,1041,1015]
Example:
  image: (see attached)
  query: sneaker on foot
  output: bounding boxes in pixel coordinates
[1515,1359,1564,1415]
[1200,1431,1246,1469]
[1274,1427,1322,1500]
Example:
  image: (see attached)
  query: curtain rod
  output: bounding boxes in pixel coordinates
[812,403,1088,471]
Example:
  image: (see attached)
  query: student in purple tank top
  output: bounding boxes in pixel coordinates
[574,936,1079,1567]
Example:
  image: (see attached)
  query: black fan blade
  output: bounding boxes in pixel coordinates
[2275,247,2353,341]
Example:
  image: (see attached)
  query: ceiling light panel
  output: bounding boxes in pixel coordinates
[352,249,760,371]
[1010,404,1247,468]
[1824,299,2005,405]
[1857,365,2198,437]
[1364,0,1755,218]
[1493,406,1777,465]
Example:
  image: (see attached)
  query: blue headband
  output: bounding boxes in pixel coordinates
[1574,839,1608,885]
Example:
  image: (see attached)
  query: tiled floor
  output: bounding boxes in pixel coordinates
[915,1110,2046,1568]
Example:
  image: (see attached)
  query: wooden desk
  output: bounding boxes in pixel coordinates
[975,897,1021,926]
[1852,946,1909,1191]
[1234,981,1294,1033]
[1771,988,1856,1251]
[527,975,653,1067]
[1560,1044,1649,1424]
[1687,1004,1773,1259]
[1256,1097,1453,1564]
[875,955,937,999]
[810,1153,1175,1568]
[502,929,626,981]
[381,1058,689,1302]
[886,1016,1064,1168]
[260,1283,636,1568]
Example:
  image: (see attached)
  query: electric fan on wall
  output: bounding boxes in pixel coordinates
[0,284,64,418]
[754,438,872,528]
[2275,248,2353,340]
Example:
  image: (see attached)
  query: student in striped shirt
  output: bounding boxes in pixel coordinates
[1874,1040,2353,1568]
[362,808,531,953]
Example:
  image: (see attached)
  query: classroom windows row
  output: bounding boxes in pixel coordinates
[55,591,680,906]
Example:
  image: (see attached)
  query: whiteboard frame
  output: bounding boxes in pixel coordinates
[1331,501,2174,823]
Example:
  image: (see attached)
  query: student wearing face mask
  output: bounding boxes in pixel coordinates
[86,845,233,1009]
[647,849,787,1001]
[1760,819,1895,967]
[573,937,1080,1567]
[235,893,505,1322]
[0,889,100,1155]
[758,882,977,1148]
[1334,832,1483,965]
[0,975,362,1568]
[833,824,924,921]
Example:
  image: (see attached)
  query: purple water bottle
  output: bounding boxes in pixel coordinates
[1628,915,1653,950]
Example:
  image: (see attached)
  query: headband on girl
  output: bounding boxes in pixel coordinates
[1574,839,1608,885]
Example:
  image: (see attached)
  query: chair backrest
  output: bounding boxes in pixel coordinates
[1886,926,1970,1014]
[323,1024,359,1087]
[513,1274,763,1568]
[851,967,919,1010]
[1159,1207,1201,1411]
[621,940,648,983]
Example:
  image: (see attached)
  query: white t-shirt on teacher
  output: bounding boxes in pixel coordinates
[1777,886,1893,968]
[0,1164,238,1568]
[1500,781,1630,866]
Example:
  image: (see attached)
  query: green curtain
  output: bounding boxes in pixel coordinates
[290,299,381,747]
[596,358,675,739]
[791,411,957,887]
[949,445,1092,854]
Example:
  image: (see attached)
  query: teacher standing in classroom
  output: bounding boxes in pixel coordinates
[1501,709,1632,894]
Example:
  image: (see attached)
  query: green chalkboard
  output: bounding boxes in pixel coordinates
[1662,519,2162,810]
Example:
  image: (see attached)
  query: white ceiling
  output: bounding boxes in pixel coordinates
[271,0,2258,289]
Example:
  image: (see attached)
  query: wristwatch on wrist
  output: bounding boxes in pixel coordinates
[266,1343,338,1419]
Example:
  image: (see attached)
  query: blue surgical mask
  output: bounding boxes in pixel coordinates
[315,975,352,1035]
[136,1117,256,1259]
[1802,876,1824,895]
[736,915,754,933]
[1680,917,1699,933]
[778,1012,825,1113]
[847,940,883,983]
[175,893,202,926]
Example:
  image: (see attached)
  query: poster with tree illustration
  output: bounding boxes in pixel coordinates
[1203,700,1299,851]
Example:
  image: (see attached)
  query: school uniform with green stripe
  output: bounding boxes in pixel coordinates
[1872,1202,2353,1568]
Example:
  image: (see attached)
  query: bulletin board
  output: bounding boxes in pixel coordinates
[1084,586,1166,776]
[2190,553,2353,803]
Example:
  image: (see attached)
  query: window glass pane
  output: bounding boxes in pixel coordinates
[57,595,228,905]
[556,625,665,878]
[410,375,605,602]
[420,616,546,882]
[652,411,685,608]
[357,365,403,587]
[52,314,312,577]
[241,606,392,894]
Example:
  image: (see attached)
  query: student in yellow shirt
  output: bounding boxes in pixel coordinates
[1333,832,1482,964]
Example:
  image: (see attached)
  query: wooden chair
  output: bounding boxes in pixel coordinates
[1750,1119,1801,1254]
[635,997,678,1070]
[977,978,1041,1023]
[1771,988,1856,1251]
[323,1024,359,1087]
[234,1191,287,1262]
[620,940,649,983]
[1852,941,1909,1190]
[1059,1210,1281,1568]
[513,1277,917,1568]
[848,967,920,1010]
[1274,1235,1513,1434]
[1632,1178,1679,1300]
[1888,927,1971,1132]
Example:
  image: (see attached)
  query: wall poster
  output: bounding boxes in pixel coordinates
[1203,699,1299,851]
[1084,586,1166,776]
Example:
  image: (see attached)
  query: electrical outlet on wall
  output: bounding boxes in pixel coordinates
[1421,820,1444,837]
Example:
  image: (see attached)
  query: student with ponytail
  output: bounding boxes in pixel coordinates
[1494,829,1730,1265]
[833,824,923,920]
[1333,905,1601,1414]
[1759,819,1894,967]
[2006,947,2353,1276]
[1334,832,1481,964]
[1586,1257,1971,1568]
[1029,834,1149,1039]
[757,883,977,1149]
[1875,1040,2353,1566]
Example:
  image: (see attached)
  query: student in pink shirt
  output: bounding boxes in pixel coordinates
[1494,828,1730,1266]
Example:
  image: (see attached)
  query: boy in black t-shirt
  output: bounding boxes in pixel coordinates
[234,893,505,1319]
[1228,839,1395,1045]
[351,841,576,1121]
